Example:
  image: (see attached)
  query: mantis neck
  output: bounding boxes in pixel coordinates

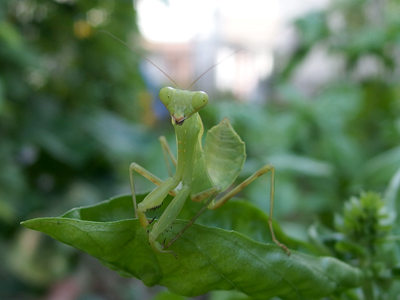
[173,112,203,186]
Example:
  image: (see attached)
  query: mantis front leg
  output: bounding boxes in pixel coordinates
[129,163,178,218]
[129,137,178,215]
[129,163,192,256]
[130,170,184,256]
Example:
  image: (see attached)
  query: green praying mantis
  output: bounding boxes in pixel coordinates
[112,34,291,258]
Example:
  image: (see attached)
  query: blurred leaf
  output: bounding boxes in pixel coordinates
[384,167,400,233]
[209,290,252,300]
[307,222,335,256]
[86,111,150,159]
[22,195,364,299]
[0,0,146,296]
[268,154,334,177]
[363,146,400,187]
[0,20,23,48]
[8,228,70,286]
[0,77,4,112]
[280,12,328,79]
[346,27,387,55]
[295,12,329,47]
[313,83,362,129]
[0,199,17,224]
[151,291,186,300]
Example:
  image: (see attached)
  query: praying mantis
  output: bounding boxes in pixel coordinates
[116,35,291,258]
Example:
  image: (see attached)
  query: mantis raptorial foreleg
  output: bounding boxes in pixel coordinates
[136,177,179,227]
[129,162,178,217]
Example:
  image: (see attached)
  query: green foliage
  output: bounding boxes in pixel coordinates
[22,194,363,300]
[200,0,400,226]
[0,0,148,230]
[334,192,394,262]
[3,0,400,299]
[306,168,400,299]
[20,165,400,299]
[0,0,155,298]
[337,192,392,246]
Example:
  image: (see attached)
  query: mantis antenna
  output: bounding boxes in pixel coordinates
[188,48,243,90]
[100,30,242,91]
[100,30,178,88]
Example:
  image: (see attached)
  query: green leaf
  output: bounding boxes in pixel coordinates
[268,154,334,177]
[21,195,363,299]
[385,166,400,223]
[363,146,400,187]
[151,291,187,300]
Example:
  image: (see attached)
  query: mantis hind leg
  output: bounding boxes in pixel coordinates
[209,163,290,256]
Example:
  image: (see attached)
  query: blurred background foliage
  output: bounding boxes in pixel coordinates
[0,0,400,299]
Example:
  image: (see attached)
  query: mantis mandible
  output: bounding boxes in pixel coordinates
[112,34,291,258]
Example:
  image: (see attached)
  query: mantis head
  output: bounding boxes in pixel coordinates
[159,87,209,126]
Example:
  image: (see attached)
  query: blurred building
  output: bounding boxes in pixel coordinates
[136,0,330,102]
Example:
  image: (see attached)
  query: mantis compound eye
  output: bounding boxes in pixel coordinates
[159,86,175,106]
[191,91,208,111]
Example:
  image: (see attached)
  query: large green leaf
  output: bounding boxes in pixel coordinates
[21,195,363,299]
